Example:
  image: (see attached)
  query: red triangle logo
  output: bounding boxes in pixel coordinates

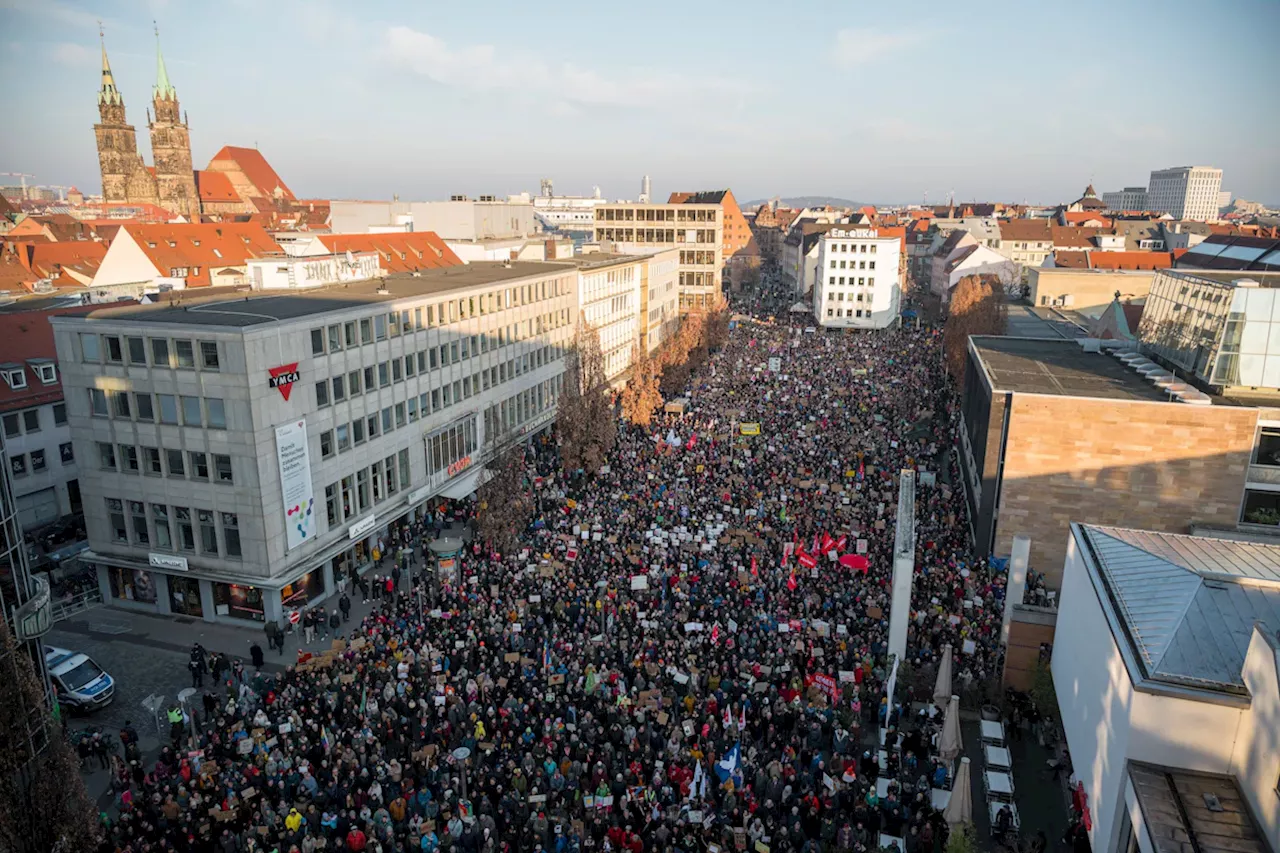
[269,363,300,401]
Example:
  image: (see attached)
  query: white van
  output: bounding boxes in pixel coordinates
[45,646,115,712]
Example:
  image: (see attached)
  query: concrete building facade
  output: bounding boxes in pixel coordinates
[1026,267,1158,317]
[1101,187,1148,211]
[328,199,538,242]
[812,228,902,329]
[1147,166,1224,221]
[593,202,723,314]
[52,263,576,624]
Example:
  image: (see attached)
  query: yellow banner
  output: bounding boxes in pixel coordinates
[739,423,761,436]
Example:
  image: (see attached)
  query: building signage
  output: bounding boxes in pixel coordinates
[149,553,189,571]
[447,455,473,478]
[348,514,377,541]
[406,484,433,506]
[521,410,556,436]
[275,419,316,551]
[269,363,301,401]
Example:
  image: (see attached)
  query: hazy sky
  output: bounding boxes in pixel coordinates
[3,0,1278,205]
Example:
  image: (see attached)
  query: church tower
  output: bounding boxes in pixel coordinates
[94,32,151,207]
[148,28,199,219]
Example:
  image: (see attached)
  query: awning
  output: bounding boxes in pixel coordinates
[789,301,810,313]
[438,467,493,500]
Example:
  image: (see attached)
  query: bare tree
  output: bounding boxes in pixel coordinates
[557,316,617,474]
[0,623,98,853]
[476,445,534,556]
[943,274,1008,387]
[659,311,704,396]
[620,343,664,427]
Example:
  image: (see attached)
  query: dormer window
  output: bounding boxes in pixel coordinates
[28,361,56,385]
[167,240,177,248]
[192,240,201,246]
[2,368,25,390]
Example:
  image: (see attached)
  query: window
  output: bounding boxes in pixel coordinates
[395,402,406,428]
[151,338,170,367]
[104,335,123,363]
[315,381,330,407]
[429,348,438,370]
[190,451,209,479]
[130,501,148,545]
[53,402,67,426]
[34,363,56,384]
[27,448,45,472]
[181,396,202,425]
[356,469,370,512]
[108,499,127,542]
[127,336,146,364]
[214,454,233,483]
[332,375,345,402]
[388,312,400,337]
[98,442,116,470]
[344,321,357,347]
[174,340,195,368]
[341,475,354,520]
[166,449,185,477]
[348,369,361,396]
[320,430,334,459]
[392,359,402,382]
[363,366,375,392]
[59,442,74,464]
[352,418,365,445]
[381,407,392,433]
[325,484,339,527]
[328,324,342,353]
[1254,428,1280,467]
[311,328,325,356]
[158,394,178,424]
[207,398,226,429]
[366,414,379,439]
[132,393,153,422]
[9,455,25,477]
[153,504,172,549]
[408,397,419,421]
[360,318,372,344]
[378,362,390,387]
[199,510,218,555]
[119,445,138,473]
[89,388,108,417]
[175,507,195,551]
[81,333,101,362]
[374,315,387,340]
[223,513,241,558]
[112,392,130,419]
[1,414,16,438]
[336,423,350,452]
[199,341,219,370]
[144,446,161,474]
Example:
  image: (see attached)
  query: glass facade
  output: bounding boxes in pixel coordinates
[1139,270,1280,389]
[213,582,264,621]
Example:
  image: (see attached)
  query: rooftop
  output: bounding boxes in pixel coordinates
[1077,524,1280,693]
[970,336,1168,401]
[68,261,575,328]
[1127,762,1271,853]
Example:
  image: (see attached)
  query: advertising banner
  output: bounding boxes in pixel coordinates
[276,419,316,551]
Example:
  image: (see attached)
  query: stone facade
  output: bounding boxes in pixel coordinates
[994,394,1257,586]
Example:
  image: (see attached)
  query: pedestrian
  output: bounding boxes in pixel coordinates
[371,575,382,601]
[264,619,281,654]
[249,641,265,670]
[187,656,203,689]
[358,574,370,604]
[339,591,351,623]
[318,606,329,641]
[328,607,341,637]
[303,609,315,644]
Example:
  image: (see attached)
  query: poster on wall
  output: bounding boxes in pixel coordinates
[276,419,316,551]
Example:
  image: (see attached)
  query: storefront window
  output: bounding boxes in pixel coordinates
[170,576,203,617]
[108,566,156,603]
[280,570,324,608]
[213,582,264,621]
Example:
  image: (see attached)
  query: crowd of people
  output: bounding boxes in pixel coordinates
[92,274,1015,853]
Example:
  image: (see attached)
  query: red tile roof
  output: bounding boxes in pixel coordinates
[1089,251,1172,271]
[1051,225,1106,249]
[0,304,101,412]
[316,232,462,274]
[1062,211,1112,227]
[999,219,1053,242]
[207,146,295,201]
[122,222,281,286]
[194,170,240,203]
[1052,250,1090,268]
[13,241,106,284]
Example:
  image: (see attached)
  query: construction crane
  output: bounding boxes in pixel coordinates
[0,172,35,200]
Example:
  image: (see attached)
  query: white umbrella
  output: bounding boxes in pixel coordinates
[942,756,974,827]
[933,644,953,709]
[938,694,963,765]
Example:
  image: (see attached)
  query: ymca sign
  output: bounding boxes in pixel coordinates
[269,363,301,401]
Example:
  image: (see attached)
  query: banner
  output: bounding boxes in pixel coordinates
[276,419,316,551]
[797,550,817,569]
[812,673,839,702]
[739,423,761,436]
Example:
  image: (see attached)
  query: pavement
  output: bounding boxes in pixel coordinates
[956,715,1069,848]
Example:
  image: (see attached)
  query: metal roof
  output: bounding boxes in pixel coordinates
[1081,525,1280,692]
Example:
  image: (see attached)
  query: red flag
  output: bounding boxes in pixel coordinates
[686,433,698,450]
[833,535,847,553]
[750,555,759,577]
[821,533,836,554]
[797,550,817,569]
[839,554,869,573]
[786,571,798,591]
[711,623,720,644]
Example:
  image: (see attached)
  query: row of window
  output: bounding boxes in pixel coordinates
[598,207,717,223]
[97,441,234,483]
[90,390,227,429]
[106,498,241,558]
[9,444,72,477]
[827,276,876,287]
[826,308,870,319]
[2,403,65,438]
[825,292,871,303]
[323,450,412,527]
[482,377,562,445]
[828,243,879,254]
[1,360,57,391]
[318,346,559,458]
[308,285,571,357]
[81,334,220,371]
[828,259,877,270]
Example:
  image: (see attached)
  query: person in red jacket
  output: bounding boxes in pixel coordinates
[346,824,367,851]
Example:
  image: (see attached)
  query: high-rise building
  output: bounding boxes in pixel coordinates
[639,175,651,204]
[1146,166,1223,221]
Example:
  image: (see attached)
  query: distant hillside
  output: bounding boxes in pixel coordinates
[741,196,871,210]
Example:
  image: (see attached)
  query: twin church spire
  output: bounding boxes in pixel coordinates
[97,22,178,108]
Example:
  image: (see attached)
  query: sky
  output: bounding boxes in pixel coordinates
[3,0,1278,206]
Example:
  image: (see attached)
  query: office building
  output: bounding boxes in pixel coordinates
[1053,524,1278,853]
[593,201,723,313]
[812,227,902,329]
[1101,187,1148,211]
[1147,166,1224,221]
[565,253,642,382]
[668,190,758,291]
[328,199,537,242]
[52,262,578,624]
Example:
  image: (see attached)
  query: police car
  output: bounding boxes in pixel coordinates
[44,646,114,712]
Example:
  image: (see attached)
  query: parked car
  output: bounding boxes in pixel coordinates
[44,646,114,712]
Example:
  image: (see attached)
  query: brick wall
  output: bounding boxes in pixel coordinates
[994,395,1257,586]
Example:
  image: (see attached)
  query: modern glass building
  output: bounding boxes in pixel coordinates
[1138,269,1280,389]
